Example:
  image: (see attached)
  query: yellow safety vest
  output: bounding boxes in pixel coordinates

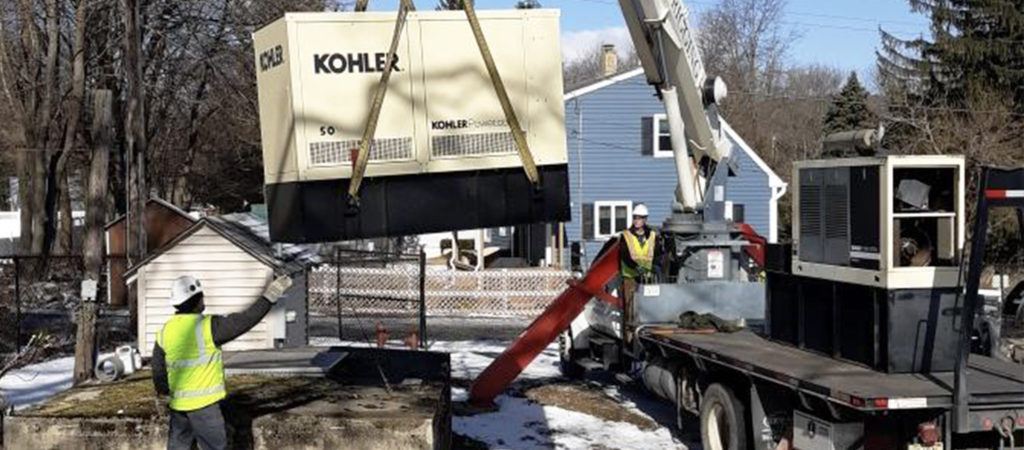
[157,315,226,411]
[621,229,656,279]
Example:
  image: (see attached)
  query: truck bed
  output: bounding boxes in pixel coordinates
[641,328,1024,412]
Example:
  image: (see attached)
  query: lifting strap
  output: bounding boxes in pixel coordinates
[461,0,541,188]
[347,0,542,206]
[347,0,415,206]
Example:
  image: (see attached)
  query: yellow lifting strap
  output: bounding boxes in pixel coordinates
[460,0,541,188]
[347,0,415,206]
[346,0,542,206]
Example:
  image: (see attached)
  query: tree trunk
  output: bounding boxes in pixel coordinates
[123,0,147,332]
[74,90,112,386]
[55,0,89,255]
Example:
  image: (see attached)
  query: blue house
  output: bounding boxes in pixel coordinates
[564,68,787,266]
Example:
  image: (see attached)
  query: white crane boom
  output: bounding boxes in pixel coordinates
[617,0,729,212]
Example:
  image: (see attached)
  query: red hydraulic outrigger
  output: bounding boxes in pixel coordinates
[467,223,768,406]
[469,244,621,406]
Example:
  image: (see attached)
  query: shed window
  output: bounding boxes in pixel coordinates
[594,201,632,239]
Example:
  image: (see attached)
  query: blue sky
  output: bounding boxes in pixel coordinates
[363,0,931,87]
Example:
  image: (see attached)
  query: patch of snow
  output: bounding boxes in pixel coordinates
[312,338,687,449]
[455,394,683,450]
[0,356,75,409]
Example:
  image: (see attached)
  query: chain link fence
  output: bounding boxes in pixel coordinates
[308,253,572,319]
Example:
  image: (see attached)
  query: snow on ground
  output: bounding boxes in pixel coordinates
[453,388,681,450]
[0,356,75,410]
[311,337,686,449]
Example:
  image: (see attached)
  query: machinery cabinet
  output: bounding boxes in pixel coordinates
[791,156,965,289]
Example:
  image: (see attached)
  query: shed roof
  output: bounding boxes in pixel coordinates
[124,212,320,278]
[104,198,196,230]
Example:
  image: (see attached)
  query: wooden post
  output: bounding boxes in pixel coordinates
[14,256,21,352]
[419,249,427,349]
[74,90,112,385]
[124,0,147,333]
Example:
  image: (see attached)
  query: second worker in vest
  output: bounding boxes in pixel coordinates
[151,273,293,450]
[619,203,662,343]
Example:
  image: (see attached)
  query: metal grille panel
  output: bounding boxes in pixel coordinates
[430,132,517,158]
[309,137,412,166]
[800,184,822,236]
[824,185,849,239]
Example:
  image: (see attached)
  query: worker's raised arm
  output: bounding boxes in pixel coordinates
[210,275,292,347]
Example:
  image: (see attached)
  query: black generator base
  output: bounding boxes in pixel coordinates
[265,164,570,243]
[766,264,961,374]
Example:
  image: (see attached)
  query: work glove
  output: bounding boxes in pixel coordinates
[262,274,293,303]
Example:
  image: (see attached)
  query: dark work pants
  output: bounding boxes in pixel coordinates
[167,402,227,450]
[622,277,637,341]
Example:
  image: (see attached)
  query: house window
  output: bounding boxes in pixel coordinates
[652,114,674,158]
[594,201,632,239]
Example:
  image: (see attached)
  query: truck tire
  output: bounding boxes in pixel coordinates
[700,383,748,450]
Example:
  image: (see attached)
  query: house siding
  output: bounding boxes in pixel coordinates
[565,73,775,266]
[138,226,275,357]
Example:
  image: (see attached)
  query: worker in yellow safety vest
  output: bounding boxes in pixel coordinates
[619,203,662,342]
[152,273,292,450]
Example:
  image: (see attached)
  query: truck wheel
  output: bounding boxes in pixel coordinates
[558,332,584,379]
[700,383,748,450]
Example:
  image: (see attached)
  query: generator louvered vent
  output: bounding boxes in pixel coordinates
[309,137,413,166]
[430,131,517,158]
[824,184,849,239]
[800,183,822,238]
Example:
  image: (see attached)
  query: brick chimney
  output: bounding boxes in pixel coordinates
[601,44,617,77]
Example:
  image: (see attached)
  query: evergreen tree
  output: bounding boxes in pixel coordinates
[877,1,1024,111]
[823,72,876,135]
[436,0,462,10]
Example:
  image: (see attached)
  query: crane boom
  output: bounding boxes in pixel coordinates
[618,0,728,211]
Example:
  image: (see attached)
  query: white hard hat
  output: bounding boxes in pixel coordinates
[632,204,649,217]
[170,275,203,306]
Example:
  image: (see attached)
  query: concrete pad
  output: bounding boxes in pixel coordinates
[3,347,451,450]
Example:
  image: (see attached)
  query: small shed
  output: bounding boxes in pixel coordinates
[126,213,318,357]
[105,198,196,308]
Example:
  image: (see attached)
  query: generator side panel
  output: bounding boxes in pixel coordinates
[848,165,880,269]
[254,18,299,185]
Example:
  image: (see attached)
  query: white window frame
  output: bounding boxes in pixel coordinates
[594,200,633,240]
[652,114,674,158]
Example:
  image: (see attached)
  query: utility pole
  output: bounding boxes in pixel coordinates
[74,90,112,385]
[123,0,147,328]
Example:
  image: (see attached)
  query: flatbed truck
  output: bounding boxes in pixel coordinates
[558,167,1024,449]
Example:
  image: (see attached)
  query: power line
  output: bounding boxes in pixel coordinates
[552,0,1022,41]
[551,0,924,32]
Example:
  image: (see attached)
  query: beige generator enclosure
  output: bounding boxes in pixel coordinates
[254,10,568,243]
[791,155,966,289]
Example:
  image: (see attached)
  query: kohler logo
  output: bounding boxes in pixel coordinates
[259,45,284,72]
[431,119,468,130]
[314,52,401,74]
